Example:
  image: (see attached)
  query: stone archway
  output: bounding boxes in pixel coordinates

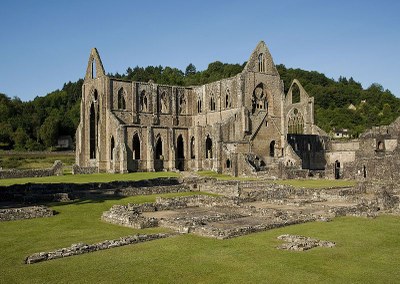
[334,160,340,179]
[131,133,140,172]
[154,136,163,171]
[205,135,213,159]
[89,103,96,159]
[110,136,115,161]
[270,140,275,157]
[176,134,184,171]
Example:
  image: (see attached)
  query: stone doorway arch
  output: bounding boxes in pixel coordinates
[176,134,184,171]
[334,160,340,179]
[270,140,275,157]
[154,136,164,171]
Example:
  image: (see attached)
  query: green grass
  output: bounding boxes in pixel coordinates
[0,192,399,283]
[197,171,356,189]
[0,171,180,186]
[197,171,257,181]
[275,179,356,189]
[0,151,75,170]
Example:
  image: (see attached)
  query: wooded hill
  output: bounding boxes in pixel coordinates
[1,61,399,150]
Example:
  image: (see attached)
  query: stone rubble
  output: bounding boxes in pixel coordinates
[277,234,336,251]
[0,206,54,222]
[25,233,170,264]
[101,180,400,240]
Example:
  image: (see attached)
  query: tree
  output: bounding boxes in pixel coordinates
[13,127,29,150]
[185,63,196,76]
[0,122,13,148]
[39,116,60,148]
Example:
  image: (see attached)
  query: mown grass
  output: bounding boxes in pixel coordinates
[197,171,356,188]
[0,192,399,283]
[275,179,356,189]
[0,171,180,186]
[197,171,257,181]
[0,151,75,170]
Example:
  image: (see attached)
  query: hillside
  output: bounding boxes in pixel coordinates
[0,62,399,151]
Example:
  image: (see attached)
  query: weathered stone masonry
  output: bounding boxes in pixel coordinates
[75,41,325,176]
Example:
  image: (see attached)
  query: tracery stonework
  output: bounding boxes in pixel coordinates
[75,41,322,175]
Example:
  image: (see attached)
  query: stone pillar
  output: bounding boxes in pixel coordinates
[147,126,154,171]
[215,124,222,173]
[119,126,128,173]
[168,128,175,171]
[132,83,139,124]
[152,83,159,125]
[195,125,202,170]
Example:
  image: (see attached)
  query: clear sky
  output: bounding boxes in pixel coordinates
[1,0,399,101]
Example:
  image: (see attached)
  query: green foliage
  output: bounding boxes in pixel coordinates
[276,64,400,137]
[39,115,60,148]
[120,61,243,86]
[0,80,82,150]
[185,63,196,76]
[13,127,30,150]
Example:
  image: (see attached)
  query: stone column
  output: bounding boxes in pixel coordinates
[172,87,178,125]
[215,124,222,173]
[195,125,202,170]
[119,126,128,173]
[147,126,154,171]
[168,128,175,170]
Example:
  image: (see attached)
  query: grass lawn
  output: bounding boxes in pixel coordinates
[0,171,180,186]
[197,171,356,188]
[197,171,257,181]
[275,179,356,189]
[0,151,75,170]
[0,191,399,283]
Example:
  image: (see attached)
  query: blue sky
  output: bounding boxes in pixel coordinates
[0,0,399,101]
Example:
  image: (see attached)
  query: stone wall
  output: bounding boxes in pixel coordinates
[101,205,159,229]
[197,179,240,197]
[0,177,189,203]
[71,164,98,175]
[25,233,170,264]
[102,195,240,229]
[0,206,54,221]
[0,160,63,179]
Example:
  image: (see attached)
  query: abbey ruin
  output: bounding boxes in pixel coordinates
[75,41,400,181]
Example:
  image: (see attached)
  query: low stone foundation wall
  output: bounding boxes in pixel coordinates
[0,160,63,179]
[0,206,54,221]
[198,180,240,197]
[101,205,159,229]
[156,195,239,208]
[0,177,189,203]
[25,233,170,264]
[102,195,239,229]
[71,164,98,175]
[194,217,317,240]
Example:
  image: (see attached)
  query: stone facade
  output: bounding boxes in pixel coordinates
[75,41,324,176]
[74,40,400,181]
[325,117,400,181]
